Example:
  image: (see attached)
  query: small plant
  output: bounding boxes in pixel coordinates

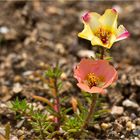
[11,98,54,139]
[74,8,129,131]
[10,8,129,139]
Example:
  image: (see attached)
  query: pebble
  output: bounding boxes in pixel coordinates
[121,74,127,84]
[77,50,95,58]
[17,130,24,136]
[93,124,101,131]
[1,86,9,94]
[22,71,33,76]
[120,135,125,139]
[60,72,67,80]
[11,136,18,140]
[60,81,72,93]
[0,103,7,108]
[131,113,137,119]
[111,106,124,115]
[55,43,65,55]
[12,83,23,93]
[135,79,140,86]
[16,119,25,128]
[0,127,5,136]
[101,123,111,130]
[0,26,9,34]
[135,118,140,125]
[126,121,136,131]
[134,137,140,140]
[114,122,123,132]
[14,75,22,82]
[133,129,140,136]
[122,99,139,108]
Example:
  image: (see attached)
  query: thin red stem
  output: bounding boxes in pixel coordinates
[53,77,61,129]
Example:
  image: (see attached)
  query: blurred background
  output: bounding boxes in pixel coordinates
[0,0,140,139]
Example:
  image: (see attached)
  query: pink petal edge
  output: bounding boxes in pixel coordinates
[82,12,90,22]
[116,31,130,41]
[112,8,117,13]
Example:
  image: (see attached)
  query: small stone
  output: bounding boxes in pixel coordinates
[111,106,124,115]
[47,6,60,14]
[126,121,136,131]
[17,130,24,136]
[133,129,140,136]
[22,71,33,76]
[0,103,7,108]
[114,122,123,132]
[120,135,125,139]
[60,72,67,80]
[131,113,137,119]
[122,99,139,108]
[135,118,140,125]
[13,83,23,93]
[37,104,44,110]
[16,119,25,128]
[0,127,5,135]
[14,75,22,82]
[55,43,65,55]
[77,50,95,58]
[11,136,18,140]
[0,26,9,34]
[135,79,140,86]
[134,137,140,140]
[121,74,127,84]
[1,86,9,94]
[93,124,101,131]
[101,123,111,130]
[60,81,72,93]
[0,70,5,77]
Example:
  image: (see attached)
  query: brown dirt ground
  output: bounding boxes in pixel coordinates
[0,0,140,139]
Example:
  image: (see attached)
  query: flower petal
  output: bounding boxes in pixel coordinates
[91,34,116,49]
[102,69,118,88]
[89,60,118,88]
[99,9,118,31]
[115,25,130,42]
[107,34,116,49]
[91,35,104,46]
[74,59,99,82]
[78,22,94,41]
[77,83,105,94]
[78,12,101,41]
[87,12,101,32]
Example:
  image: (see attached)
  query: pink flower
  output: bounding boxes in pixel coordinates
[74,59,118,94]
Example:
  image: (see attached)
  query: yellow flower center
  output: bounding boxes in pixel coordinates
[95,28,112,44]
[86,73,105,88]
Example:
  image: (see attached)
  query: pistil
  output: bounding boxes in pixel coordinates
[95,28,111,44]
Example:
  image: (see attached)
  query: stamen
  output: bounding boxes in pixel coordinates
[86,73,100,88]
[95,28,112,44]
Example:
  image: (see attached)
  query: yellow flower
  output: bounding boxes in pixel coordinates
[78,9,130,49]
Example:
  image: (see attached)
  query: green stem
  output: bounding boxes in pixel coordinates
[81,93,99,130]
